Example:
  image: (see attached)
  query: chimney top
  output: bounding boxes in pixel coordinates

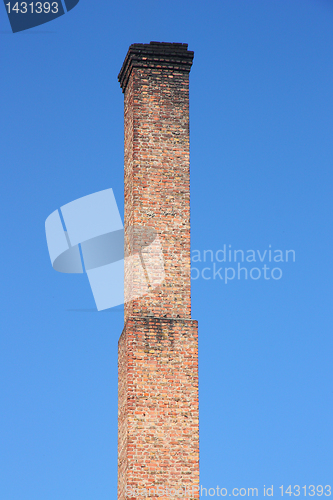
[118,41,194,93]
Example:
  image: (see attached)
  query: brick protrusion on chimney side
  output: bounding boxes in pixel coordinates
[118,42,199,500]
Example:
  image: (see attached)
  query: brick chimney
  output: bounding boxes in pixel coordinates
[118,42,199,500]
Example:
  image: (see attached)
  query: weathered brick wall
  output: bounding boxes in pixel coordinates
[118,317,199,500]
[120,42,194,321]
[118,328,128,500]
[118,42,199,500]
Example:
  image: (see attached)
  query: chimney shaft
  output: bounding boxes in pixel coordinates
[118,42,199,500]
[119,41,194,321]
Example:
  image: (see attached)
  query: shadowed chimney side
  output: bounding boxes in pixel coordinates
[117,42,199,500]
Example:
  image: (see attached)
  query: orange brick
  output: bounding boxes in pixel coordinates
[118,42,199,500]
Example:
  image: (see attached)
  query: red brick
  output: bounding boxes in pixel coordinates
[118,42,199,500]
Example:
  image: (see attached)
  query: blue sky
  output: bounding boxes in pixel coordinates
[1,0,332,498]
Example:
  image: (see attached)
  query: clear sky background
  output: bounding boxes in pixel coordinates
[1,0,332,498]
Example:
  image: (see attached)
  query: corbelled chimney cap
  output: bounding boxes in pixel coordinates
[118,41,194,93]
